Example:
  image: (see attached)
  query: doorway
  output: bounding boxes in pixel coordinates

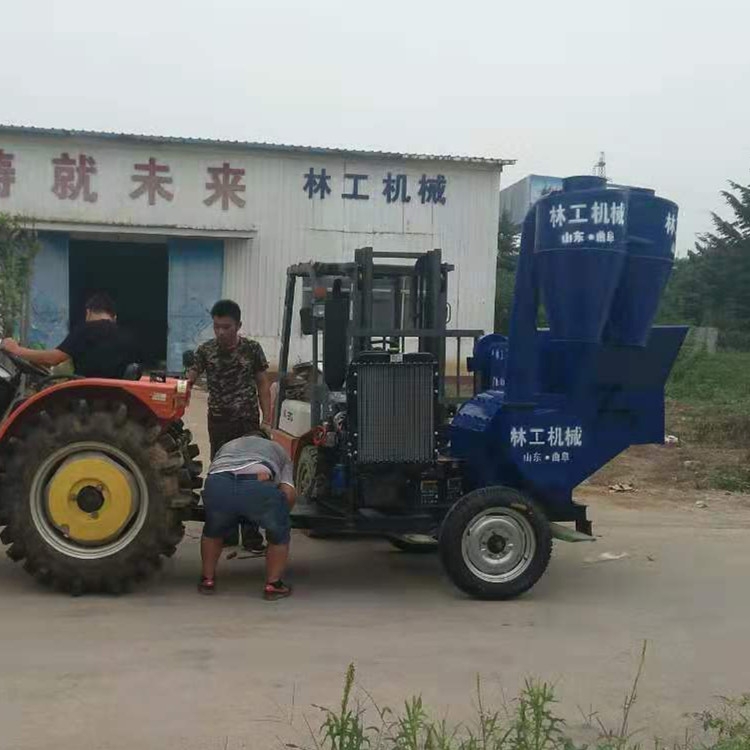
[68,240,169,368]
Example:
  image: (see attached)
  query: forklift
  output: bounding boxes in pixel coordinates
[271,248,481,552]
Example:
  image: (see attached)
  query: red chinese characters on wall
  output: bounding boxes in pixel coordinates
[0,149,16,198]
[52,153,98,203]
[129,157,174,205]
[204,162,246,210]
[1,150,255,210]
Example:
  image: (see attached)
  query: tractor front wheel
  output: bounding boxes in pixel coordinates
[439,487,552,600]
[0,399,193,594]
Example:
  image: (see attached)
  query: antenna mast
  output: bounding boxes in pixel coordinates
[593,151,607,180]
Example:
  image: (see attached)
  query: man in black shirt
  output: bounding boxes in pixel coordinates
[1,293,136,378]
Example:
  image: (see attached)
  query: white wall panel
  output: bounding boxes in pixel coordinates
[0,132,503,368]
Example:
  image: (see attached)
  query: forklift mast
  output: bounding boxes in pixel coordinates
[352,248,449,372]
[273,248,482,429]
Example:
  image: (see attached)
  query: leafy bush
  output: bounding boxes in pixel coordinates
[0,213,39,338]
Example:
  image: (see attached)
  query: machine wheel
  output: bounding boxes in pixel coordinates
[295,444,326,500]
[0,399,193,594]
[388,534,439,553]
[439,486,552,600]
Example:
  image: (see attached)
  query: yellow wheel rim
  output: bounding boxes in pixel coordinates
[45,452,139,545]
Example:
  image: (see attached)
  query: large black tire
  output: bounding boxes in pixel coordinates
[439,486,552,600]
[165,419,203,496]
[0,398,195,594]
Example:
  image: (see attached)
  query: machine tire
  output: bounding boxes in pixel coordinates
[295,444,321,500]
[388,534,439,553]
[439,486,552,600]
[0,399,193,594]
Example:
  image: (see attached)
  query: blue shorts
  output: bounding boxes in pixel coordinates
[202,472,291,545]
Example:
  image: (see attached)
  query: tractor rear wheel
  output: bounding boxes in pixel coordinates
[165,419,203,496]
[0,399,194,594]
[439,486,552,600]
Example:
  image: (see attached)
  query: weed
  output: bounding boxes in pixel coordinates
[308,663,372,750]
[392,696,429,750]
[512,680,569,750]
[694,694,750,750]
[595,642,648,750]
[289,654,750,750]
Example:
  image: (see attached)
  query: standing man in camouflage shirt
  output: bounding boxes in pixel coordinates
[188,299,272,553]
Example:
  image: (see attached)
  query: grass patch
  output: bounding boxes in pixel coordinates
[661,350,750,492]
[709,462,750,493]
[283,646,749,750]
[666,350,750,449]
[667,350,750,408]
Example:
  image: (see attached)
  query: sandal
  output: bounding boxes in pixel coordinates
[263,580,292,600]
[198,577,216,595]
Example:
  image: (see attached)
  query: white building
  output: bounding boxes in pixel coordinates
[498,174,564,226]
[0,126,512,371]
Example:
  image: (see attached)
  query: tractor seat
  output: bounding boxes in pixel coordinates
[122,363,143,381]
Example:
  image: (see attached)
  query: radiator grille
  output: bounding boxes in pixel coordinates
[355,359,436,464]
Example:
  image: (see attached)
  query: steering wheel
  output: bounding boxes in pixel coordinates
[1,349,50,378]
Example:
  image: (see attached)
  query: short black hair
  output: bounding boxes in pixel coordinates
[211,299,241,323]
[85,292,116,316]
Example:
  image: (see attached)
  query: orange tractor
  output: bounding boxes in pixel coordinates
[0,351,201,593]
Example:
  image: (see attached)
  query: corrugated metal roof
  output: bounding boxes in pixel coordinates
[0,124,515,168]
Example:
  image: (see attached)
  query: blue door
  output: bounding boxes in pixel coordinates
[166,239,224,372]
[28,232,70,348]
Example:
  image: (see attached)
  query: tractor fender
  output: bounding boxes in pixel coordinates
[0,378,190,443]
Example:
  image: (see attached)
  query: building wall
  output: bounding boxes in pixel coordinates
[0,131,502,368]
[499,174,563,226]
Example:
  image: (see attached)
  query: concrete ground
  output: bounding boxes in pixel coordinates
[0,390,748,750]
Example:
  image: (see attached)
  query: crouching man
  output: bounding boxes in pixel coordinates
[199,432,296,600]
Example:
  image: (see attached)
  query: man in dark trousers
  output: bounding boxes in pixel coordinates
[198,431,295,600]
[1,292,135,377]
[188,299,272,554]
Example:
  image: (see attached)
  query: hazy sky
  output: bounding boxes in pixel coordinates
[2,0,748,252]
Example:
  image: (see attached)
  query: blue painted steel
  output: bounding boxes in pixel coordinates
[468,334,508,391]
[605,190,678,346]
[331,464,346,494]
[166,239,224,372]
[453,177,687,520]
[28,232,70,348]
[534,179,627,344]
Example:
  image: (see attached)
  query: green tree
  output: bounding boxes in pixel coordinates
[495,209,519,333]
[657,254,706,325]
[659,176,750,348]
[695,178,750,334]
[0,214,40,339]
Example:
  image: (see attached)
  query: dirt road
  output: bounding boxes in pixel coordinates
[0,392,747,750]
